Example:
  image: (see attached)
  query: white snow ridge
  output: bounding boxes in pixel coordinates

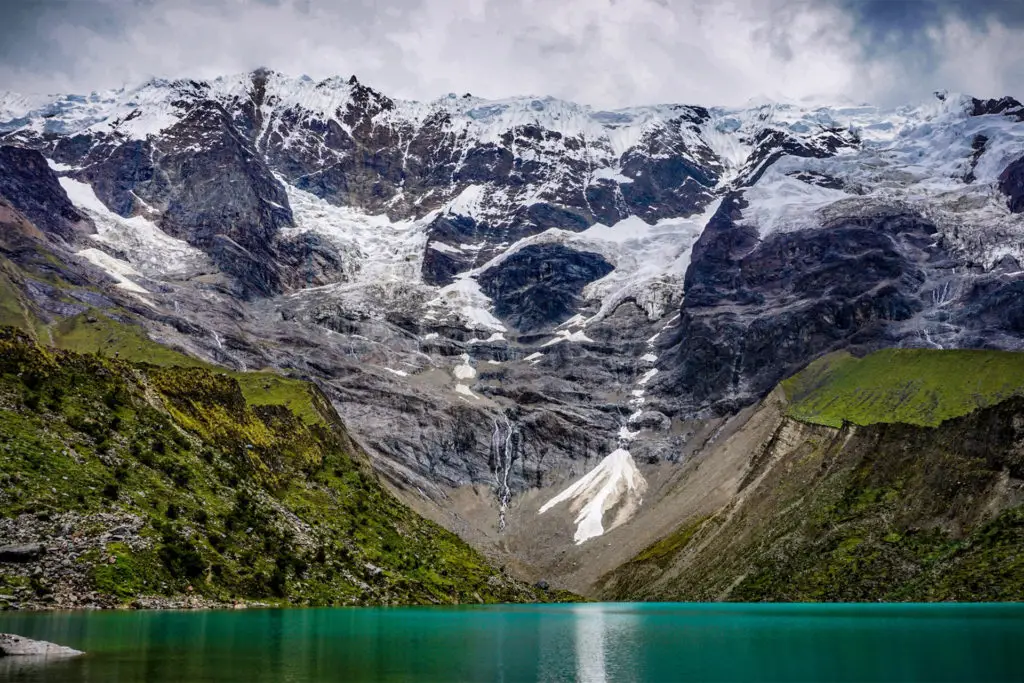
[538,448,647,545]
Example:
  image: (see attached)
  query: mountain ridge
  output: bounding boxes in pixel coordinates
[1,70,1024,599]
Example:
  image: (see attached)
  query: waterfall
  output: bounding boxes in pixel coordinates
[491,414,517,532]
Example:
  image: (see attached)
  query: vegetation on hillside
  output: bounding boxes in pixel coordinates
[601,350,1024,603]
[783,348,1024,427]
[0,327,553,607]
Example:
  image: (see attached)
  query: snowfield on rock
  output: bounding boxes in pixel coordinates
[6,75,1023,321]
[58,177,213,283]
[539,448,647,545]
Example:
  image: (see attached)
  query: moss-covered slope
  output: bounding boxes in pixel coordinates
[783,348,1024,428]
[600,349,1024,602]
[0,328,552,608]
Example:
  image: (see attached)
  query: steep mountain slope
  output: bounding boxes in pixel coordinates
[0,328,560,609]
[598,349,1024,601]
[1,73,1024,595]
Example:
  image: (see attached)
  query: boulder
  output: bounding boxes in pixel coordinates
[0,634,83,657]
[0,544,44,563]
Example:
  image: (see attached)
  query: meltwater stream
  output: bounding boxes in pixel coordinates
[0,603,1021,682]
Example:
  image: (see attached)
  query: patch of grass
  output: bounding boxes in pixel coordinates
[91,543,165,599]
[233,373,326,427]
[632,515,710,568]
[783,348,1024,427]
[52,312,326,426]
[51,312,211,368]
[0,266,31,331]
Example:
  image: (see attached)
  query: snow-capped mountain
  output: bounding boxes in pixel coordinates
[2,71,1024,555]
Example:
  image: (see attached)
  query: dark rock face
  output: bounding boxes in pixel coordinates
[971,96,1024,121]
[999,156,1024,213]
[477,244,614,332]
[0,544,44,563]
[422,214,491,286]
[956,276,1024,341]
[150,104,293,296]
[70,139,166,217]
[22,95,294,296]
[964,134,989,184]
[0,146,91,241]
[618,109,721,221]
[660,203,939,414]
[276,232,351,289]
[422,244,472,287]
[738,127,859,187]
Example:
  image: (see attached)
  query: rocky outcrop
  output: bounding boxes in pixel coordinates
[0,634,83,657]
[971,96,1024,121]
[599,385,1024,602]
[0,146,92,241]
[658,202,943,414]
[0,544,44,563]
[736,125,859,187]
[1000,155,1024,213]
[477,244,614,332]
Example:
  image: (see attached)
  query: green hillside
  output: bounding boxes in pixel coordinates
[783,348,1024,427]
[0,327,558,608]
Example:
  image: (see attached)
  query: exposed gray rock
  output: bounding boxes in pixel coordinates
[0,634,83,657]
[477,244,614,332]
[0,543,44,563]
[658,199,945,414]
[971,96,1024,121]
[999,155,1024,213]
[627,411,671,431]
[0,145,93,241]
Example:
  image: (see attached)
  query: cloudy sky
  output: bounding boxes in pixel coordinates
[1,0,1022,107]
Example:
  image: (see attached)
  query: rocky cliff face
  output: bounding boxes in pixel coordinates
[2,74,1024,595]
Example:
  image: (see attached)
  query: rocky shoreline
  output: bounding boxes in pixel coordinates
[0,511,269,611]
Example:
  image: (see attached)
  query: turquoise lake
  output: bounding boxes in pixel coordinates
[0,603,1021,682]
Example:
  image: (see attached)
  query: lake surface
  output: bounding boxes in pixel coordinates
[0,603,1021,682]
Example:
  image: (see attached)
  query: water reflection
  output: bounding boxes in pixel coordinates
[574,605,607,683]
[0,603,1020,682]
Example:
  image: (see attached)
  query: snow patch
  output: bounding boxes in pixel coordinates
[538,448,647,545]
[454,384,479,399]
[446,184,487,219]
[591,166,633,184]
[542,329,594,347]
[75,248,149,293]
[424,275,506,333]
[638,368,659,386]
[46,158,74,172]
[428,241,462,255]
[469,332,505,344]
[453,353,477,380]
[60,177,211,279]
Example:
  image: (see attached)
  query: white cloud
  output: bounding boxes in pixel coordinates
[0,0,1022,107]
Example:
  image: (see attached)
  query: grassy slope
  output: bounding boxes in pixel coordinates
[783,348,1024,427]
[0,328,553,606]
[51,312,324,425]
[601,348,1024,602]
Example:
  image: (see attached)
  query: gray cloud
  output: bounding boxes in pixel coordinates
[0,0,1022,107]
